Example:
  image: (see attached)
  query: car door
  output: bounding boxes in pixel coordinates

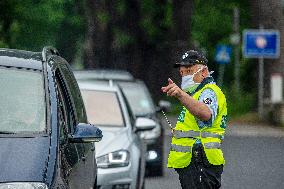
[55,71,79,189]
[56,60,95,188]
[120,89,146,189]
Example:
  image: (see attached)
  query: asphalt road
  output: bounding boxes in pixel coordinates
[145,117,284,189]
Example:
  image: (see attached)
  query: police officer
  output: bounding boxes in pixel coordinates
[161,50,228,189]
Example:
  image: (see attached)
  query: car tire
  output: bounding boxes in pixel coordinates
[141,179,145,189]
[154,164,163,177]
[146,163,163,177]
[93,177,97,189]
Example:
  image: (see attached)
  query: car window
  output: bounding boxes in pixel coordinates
[80,90,124,127]
[0,67,46,133]
[120,82,155,116]
[120,89,136,128]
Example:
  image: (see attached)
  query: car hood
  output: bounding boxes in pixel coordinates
[95,127,130,157]
[0,136,50,182]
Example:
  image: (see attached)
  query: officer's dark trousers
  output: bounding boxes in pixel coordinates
[175,144,223,189]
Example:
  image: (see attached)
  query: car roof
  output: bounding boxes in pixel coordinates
[0,48,43,70]
[118,79,145,86]
[78,80,121,92]
[74,69,134,81]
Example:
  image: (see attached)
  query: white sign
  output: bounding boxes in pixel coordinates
[271,74,283,103]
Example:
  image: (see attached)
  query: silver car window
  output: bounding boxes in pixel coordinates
[0,67,46,133]
[120,83,155,116]
[81,90,124,127]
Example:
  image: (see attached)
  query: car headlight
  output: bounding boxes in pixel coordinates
[0,182,48,189]
[96,150,130,168]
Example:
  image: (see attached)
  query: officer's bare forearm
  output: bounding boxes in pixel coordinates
[177,91,211,121]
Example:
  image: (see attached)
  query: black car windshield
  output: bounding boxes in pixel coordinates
[0,67,46,133]
[80,90,124,127]
[119,82,155,116]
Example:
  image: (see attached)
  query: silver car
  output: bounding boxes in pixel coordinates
[78,81,155,189]
[74,69,171,176]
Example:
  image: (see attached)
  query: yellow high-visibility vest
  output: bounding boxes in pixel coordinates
[167,83,227,168]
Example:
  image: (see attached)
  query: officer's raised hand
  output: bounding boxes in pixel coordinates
[161,78,184,98]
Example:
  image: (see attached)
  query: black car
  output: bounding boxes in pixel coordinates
[74,69,171,176]
[0,47,103,189]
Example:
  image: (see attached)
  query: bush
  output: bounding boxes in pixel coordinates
[223,88,256,119]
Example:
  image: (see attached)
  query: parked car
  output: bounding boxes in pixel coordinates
[118,80,168,176]
[75,69,134,81]
[78,80,155,189]
[0,47,102,189]
[74,69,171,176]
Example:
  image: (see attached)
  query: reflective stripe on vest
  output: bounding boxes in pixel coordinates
[170,142,220,153]
[171,144,192,153]
[204,142,221,149]
[173,130,223,140]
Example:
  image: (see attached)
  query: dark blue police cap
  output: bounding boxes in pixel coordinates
[174,50,208,68]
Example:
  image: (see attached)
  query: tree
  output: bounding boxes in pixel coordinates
[249,0,284,121]
[55,0,86,63]
[249,0,284,96]
[169,0,194,83]
[0,0,17,47]
[83,0,112,69]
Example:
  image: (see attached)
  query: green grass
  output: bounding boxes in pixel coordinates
[224,88,256,120]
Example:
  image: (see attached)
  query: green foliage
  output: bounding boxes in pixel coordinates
[97,11,110,24]
[113,28,135,48]
[191,0,251,85]
[191,0,256,116]
[224,88,257,119]
[0,0,86,62]
[139,0,172,44]
[11,0,65,50]
[116,0,127,16]
[161,1,173,29]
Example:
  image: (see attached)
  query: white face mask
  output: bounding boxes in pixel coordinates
[181,67,204,91]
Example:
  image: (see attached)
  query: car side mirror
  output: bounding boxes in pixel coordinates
[68,123,103,143]
[157,100,172,112]
[135,117,156,132]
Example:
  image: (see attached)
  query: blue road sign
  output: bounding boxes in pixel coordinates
[243,29,280,58]
[215,45,232,64]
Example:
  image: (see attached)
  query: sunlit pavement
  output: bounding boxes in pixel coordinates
[145,116,284,189]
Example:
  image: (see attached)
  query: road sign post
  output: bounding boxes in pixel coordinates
[215,45,232,87]
[259,57,264,118]
[243,29,280,119]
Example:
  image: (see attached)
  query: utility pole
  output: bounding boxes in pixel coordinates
[258,24,264,119]
[233,7,240,92]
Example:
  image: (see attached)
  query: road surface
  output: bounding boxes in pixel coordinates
[145,117,284,189]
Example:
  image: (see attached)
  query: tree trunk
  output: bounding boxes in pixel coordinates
[249,0,284,99]
[83,0,113,69]
[249,0,284,123]
[0,0,15,47]
[171,0,194,84]
[83,0,97,69]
